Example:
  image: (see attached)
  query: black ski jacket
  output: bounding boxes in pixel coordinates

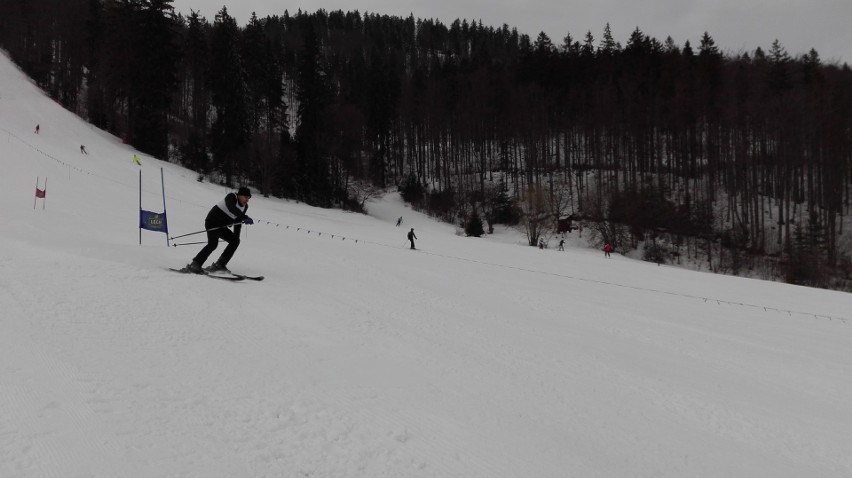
[205,193,249,232]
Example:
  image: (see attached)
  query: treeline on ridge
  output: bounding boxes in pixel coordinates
[1,0,851,288]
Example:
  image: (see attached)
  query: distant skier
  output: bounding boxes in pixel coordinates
[604,243,613,258]
[186,187,254,274]
[133,154,141,165]
[396,216,403,227]
[80,144,88,154]
[34,124,39,134]
[407,228,417,249]
[558,239,565,251]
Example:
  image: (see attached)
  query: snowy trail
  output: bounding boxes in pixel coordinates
[0,243,141,478]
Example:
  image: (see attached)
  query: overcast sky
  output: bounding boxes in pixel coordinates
[170,0,850,64]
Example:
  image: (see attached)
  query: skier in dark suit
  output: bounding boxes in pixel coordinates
[187,187,253,273]
[407,228,417,250]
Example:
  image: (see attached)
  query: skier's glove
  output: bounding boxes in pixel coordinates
[243,216,254,225]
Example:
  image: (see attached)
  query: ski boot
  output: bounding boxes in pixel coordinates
[205,261,230,274]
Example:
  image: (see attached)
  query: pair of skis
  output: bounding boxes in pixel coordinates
[168,267,264,281]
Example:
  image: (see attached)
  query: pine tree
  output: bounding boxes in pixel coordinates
[175,11,211,173]
[84,0,107,128]
[598,23,617,55]
[581,31,595,57]
[399,174,425,204]
[294,22,333,206]
[491,181,520,225]
[366,48,398,187]
[787,212,827,286]
[184,11,210,133]
[465,209,485,237]
[208,7,249,186]
[129,0,180,158]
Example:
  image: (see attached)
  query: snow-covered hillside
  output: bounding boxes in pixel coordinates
[1,50,851,477]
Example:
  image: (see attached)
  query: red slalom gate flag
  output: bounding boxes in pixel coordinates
[34,177,47,209]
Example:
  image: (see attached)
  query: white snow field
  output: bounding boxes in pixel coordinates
[1,50,851,478]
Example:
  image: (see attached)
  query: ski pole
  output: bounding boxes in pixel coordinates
[171,240,225,247]
[168,222,242,241]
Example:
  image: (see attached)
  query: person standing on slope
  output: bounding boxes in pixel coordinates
[407,228,417,250]
[187,187,254,273]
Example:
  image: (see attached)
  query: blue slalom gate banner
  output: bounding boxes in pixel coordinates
[140,210,168,232]
[139,168,170,246]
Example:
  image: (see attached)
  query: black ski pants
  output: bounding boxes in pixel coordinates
[193,225,240,266]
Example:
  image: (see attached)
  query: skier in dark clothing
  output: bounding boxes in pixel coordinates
[187,187,253,273]
[407,228,417,249]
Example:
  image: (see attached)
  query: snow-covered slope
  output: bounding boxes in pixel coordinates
[1,51,851,478]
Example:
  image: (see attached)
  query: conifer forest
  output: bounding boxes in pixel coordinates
[2,0,851,288]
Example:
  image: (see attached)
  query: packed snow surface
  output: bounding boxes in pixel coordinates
[1,51,851,477]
